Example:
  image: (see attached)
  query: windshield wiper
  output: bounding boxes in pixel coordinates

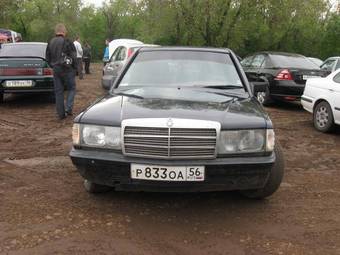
[112,91,144,99]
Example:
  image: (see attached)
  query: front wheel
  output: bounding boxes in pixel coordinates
[313,101,335,133]
[240,144,284,199]
[0,92,3,103]
[83,179,112,193]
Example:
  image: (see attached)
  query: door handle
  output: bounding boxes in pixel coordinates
[328,89,334,92]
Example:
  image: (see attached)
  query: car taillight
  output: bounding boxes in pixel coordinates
[275,69,293,80]
[127,48,134,58]
[43,68,53,75]
[0,68,38,76]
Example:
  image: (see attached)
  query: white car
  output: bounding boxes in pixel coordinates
[108,39,143,59]
[301,69,340,132]
[102,43,158,89]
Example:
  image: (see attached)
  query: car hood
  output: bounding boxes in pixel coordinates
[79,87,271,130]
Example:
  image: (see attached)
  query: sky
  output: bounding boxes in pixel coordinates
[83,0,339,11]
[83,0,104,8]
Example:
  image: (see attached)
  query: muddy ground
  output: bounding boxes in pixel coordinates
[1,64,340,255]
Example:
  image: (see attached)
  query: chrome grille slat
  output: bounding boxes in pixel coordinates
[122,119,219,159]
[125,127,168,136]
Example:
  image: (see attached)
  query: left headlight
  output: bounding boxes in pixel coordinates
[218,129,274,154]
[72,123,121,150]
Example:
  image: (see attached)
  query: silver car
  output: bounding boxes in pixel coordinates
[101,44,158,89]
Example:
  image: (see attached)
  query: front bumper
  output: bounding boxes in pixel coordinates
[70,148,275,192]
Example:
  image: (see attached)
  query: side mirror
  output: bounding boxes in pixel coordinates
[251,81,268,94]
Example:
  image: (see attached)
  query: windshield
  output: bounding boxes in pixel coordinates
[0,44,46,58]
[118,50,244,90]
[270,54,319,69]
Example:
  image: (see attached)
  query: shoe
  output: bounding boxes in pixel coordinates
[66,111,73,116]
[58,113,67,120]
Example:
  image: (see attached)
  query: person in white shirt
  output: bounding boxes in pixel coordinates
[73,36,84,79]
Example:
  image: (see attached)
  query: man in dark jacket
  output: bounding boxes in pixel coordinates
[46,23,77,120]
[83,42,91,74]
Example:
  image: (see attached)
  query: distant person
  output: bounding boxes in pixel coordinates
[103,39,110,66]
[83,42,91,74]
[46,23,77,120]
[73,36,84,79]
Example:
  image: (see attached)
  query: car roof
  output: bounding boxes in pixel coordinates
[130,44,159,49]
[109,39,143,47]
[138,46,231,54]
[252,51,306,57]
[324,56,340,60]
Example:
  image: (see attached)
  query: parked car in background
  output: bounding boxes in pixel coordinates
[301,69,340,132]
[71,47,284,199]
[241,52,328,105]
[108,39,143,60]
[102,44,158,89]
[0,42,53,103]
[320,57,340,74]
[0,28,22,44]
[308,57,323,67]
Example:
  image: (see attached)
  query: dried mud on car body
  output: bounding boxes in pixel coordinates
[0,64,340,254]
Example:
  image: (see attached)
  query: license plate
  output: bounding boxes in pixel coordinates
[131,164,205,182]
[5,80,33,87]
[303,75,320,80]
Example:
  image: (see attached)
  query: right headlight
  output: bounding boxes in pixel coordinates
[72,123,121,150]
[217,129,274,154]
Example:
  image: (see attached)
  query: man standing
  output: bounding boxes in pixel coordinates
[46,23,77,120]
[73,36,83,79]
[83,42,91,74]
[103,39,110,66]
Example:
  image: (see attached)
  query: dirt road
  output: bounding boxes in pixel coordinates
[1,64,340,254]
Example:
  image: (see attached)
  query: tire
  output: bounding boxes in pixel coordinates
[313,101,335,133]
[83,179,112,193]
[240,144,284,199]
[256,86,273,106]
[0,92,4,103]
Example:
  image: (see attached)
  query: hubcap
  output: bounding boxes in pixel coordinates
[315,106,329,128]
[257,92,266,104]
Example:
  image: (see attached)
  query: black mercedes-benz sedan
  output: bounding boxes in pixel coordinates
[70,47,284,199]
[0,42,54,103]
[241,52,328,105]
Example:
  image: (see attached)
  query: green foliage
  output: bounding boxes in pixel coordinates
[0,0,338,60]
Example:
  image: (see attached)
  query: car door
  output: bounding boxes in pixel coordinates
[241,55,254,81]
[245,54,266,82]
[331,71,340,123]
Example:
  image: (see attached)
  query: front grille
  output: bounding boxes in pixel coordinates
[123,121,219,159]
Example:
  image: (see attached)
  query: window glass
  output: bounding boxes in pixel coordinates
[119,51,244,91]
[333,72,340,83]
[110,47,120,62]
[0,44,46,58]
[270,55,319,69]
[251,55,265,68]
[240,56,253,67]
[320,59,336,71]
[116,47,126,61]
[335,60,340,71]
